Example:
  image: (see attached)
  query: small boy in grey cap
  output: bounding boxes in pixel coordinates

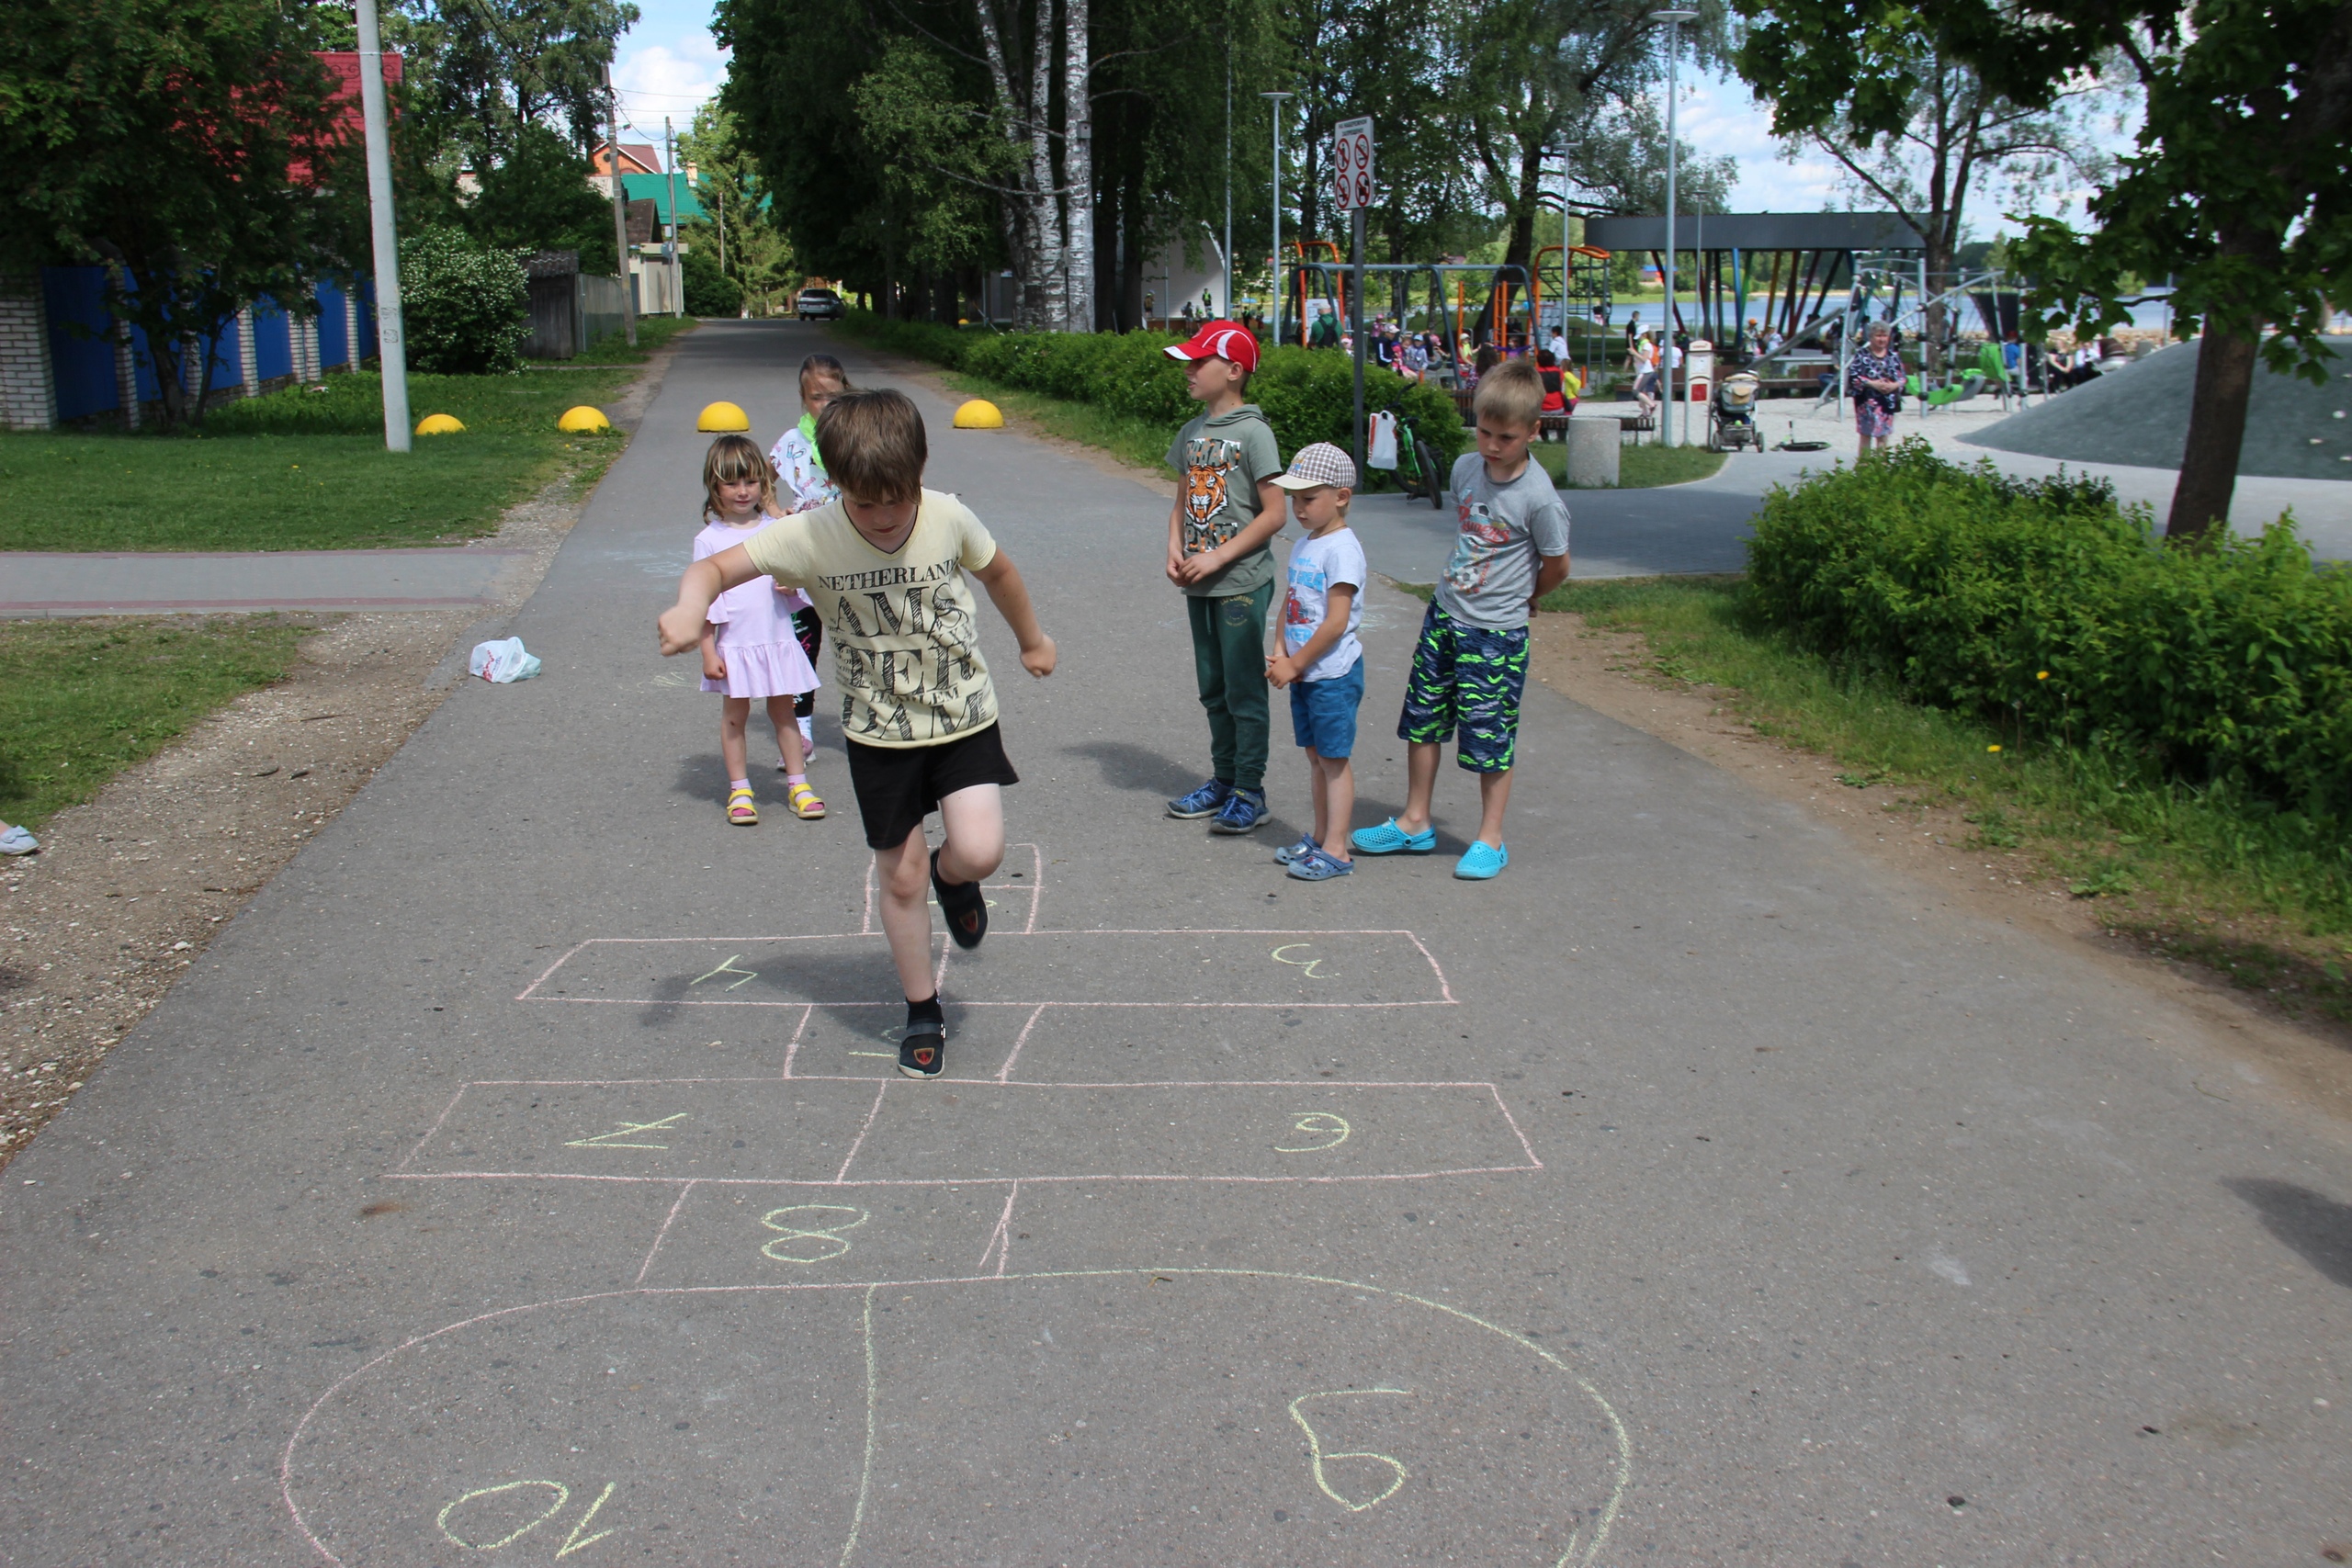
[1263,442,1366,881]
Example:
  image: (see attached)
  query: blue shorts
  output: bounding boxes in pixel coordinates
[1288,659,1363,758]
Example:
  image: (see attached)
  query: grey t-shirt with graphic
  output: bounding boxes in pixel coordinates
[1166,403,1284,597]
[1435,453,1571,631]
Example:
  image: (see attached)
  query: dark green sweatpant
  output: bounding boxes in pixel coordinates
[1186,581,1275,793]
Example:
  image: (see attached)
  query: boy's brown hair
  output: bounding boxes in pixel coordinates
[1472,355,1544,429]
[815,389,927,504]
[701,433,778,519]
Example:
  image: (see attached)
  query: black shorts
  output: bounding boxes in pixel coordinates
[843,723,1020,850]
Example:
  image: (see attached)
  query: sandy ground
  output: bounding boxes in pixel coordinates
[1525,612,2352,1127]
[0,336,684,1170]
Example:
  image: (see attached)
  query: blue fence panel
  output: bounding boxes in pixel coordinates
[42,266,119,422]
[253,298,293,382]
[316,278,350,368]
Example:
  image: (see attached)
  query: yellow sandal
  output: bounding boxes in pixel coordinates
[725,786,759,825]
[786,781,827,820]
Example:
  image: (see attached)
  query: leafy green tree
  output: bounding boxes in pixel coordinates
[467,121,617,270]
[682,244,743,315]
[1742,0,2352,544]
[399,226,529,372]
[677,105,796,313]
[395,0,640,163]
[0,0,363,429]
[1735,6,2114,372]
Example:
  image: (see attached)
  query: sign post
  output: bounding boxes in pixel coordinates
[1332,117,1374,479]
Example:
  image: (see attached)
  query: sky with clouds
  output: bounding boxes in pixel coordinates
[608,3,2051,235]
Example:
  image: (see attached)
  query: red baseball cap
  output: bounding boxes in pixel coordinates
[1163,319,1261,373]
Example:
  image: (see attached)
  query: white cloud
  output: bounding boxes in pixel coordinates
[611,0,728,156]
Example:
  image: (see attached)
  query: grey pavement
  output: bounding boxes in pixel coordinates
[5,319,2348,1565]
[0,546,529,618]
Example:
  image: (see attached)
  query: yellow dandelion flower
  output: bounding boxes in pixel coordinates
[2036,670,2049,680]
[1987,744,2003,753]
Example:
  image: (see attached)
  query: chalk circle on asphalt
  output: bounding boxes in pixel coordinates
[413,412,465,435]
[697,400,752,432]
[953,398,1005,429]
[283,1270,1630,1566]
[559,405,613,434]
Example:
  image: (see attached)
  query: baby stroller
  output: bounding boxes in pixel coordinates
[1710,371,1762,451]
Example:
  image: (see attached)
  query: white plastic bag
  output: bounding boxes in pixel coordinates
[1367,410,1399,470]
[468,637,542,682]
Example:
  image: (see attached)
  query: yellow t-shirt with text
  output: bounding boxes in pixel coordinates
[741,489,1000,747]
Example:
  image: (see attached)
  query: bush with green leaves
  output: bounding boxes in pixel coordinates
[397,227,530,375]
[1744,439,2352,815]
[683,246,744,317]
[837,310,1466,479]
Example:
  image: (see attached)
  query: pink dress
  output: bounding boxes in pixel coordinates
[695,519,822,700]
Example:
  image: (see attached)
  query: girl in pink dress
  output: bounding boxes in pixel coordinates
[695,434,825,824]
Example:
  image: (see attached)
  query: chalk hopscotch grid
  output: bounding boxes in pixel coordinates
[392,1076,1542,1187]
[514,929,1458,1009]
[278,1266,1632,1568]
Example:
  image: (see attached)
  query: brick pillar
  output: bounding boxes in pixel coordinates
[0,276,58,431]
[238,307,259,396]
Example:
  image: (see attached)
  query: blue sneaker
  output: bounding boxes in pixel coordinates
[1209,786,1267,834]
[1286,846,1354,882]
[1351,818,1437,855]
[1272,834,1317,865]
[1454,840,1509,880]
[1168,778,1232,818]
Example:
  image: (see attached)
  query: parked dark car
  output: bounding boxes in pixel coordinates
[796,288,845,321]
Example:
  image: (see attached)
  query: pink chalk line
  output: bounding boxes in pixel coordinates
[995,1003,1047,1083]
[386,1164,1539,1188]
[635,1179,697,1284]
[779,1002,816,1079]
[832,1081,888,1183]
[976,1181,1020,1275]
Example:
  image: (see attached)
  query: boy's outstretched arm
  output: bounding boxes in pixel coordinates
[658,544,765,655]
[970,550,1057,678]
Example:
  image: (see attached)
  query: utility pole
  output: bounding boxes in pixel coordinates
[1222,21,1233,321]
[354,0,409,451]
[1333,117,1373,478]
[605,66,636,347]
[1653,8,1696,447]
[662,117,684,317]
[1262,92,1291,344]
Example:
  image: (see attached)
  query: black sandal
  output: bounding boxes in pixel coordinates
[899,1025,944,1078]
[931,848,988,950]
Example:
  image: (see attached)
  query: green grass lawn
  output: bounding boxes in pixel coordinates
[1532,439,1725,489]
[0,317,693,552]
[0,616,316,828]
[1536,575,2352,1023]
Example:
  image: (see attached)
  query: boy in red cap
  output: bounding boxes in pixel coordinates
[1160,320,1286,835]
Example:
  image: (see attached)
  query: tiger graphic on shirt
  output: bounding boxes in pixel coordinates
[1179,434,1247,558]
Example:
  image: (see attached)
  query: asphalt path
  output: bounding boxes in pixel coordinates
[5,319,2347,1565]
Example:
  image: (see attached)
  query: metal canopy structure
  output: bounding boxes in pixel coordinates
[1581,211,1926,352]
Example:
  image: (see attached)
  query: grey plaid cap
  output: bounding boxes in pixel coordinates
[1271,441,1357,491]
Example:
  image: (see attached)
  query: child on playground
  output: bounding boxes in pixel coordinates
[659,389,1057,1079]
[1351,356,1568,880]
[1263,443,1365,883]
[694,434,824,826]
[766,353,852,758]
[1160,320,1287,836]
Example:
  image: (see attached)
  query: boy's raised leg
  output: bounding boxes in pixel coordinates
[931,784,1004,950]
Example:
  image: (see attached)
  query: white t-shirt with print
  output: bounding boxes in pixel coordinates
[1281,525,1367,682]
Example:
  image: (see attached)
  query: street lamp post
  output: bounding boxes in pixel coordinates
[1653,8,1696,447]
[1262,92,1292,343]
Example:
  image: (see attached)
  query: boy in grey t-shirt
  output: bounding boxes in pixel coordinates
[1350,358,1569,880]
[1159,320,1287,835]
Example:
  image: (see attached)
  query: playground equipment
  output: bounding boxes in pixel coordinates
[1532,243,1617,385]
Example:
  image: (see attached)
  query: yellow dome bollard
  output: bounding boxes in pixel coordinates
[952,399,1005,430]
[696,400,752,432]
[414,412,465,435]
[558,405,612,434]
